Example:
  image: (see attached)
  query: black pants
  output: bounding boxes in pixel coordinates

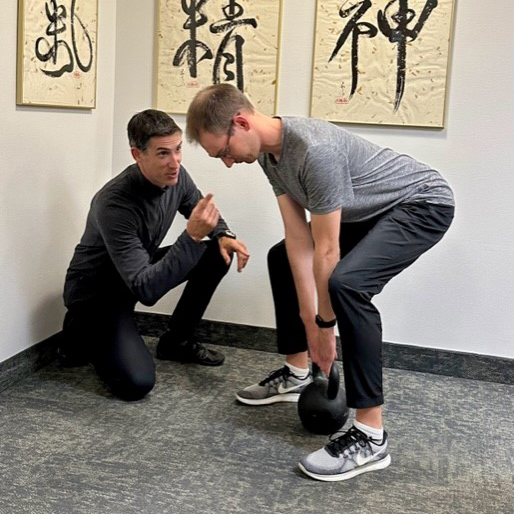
[268,202,454,409]
[62,240,230,401]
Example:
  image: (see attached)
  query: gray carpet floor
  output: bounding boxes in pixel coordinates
[0,338,512,514]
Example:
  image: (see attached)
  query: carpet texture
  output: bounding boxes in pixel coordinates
[0,338,512,514]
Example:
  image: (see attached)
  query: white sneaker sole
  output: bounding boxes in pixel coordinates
[235,392,301,405]
[298,454,391,482]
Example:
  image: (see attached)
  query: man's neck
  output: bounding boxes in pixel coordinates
[256,113,283,161]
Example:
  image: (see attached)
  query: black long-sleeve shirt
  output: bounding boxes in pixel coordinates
[64,164,230,308]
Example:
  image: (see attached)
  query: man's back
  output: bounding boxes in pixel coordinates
[259,117,454,222]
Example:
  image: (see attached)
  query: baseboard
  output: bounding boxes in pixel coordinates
[1,314,512,394]
[0,332,61,394]
[134,312,514,385]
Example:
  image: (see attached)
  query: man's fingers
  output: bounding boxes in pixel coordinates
[219,246,231,266]
[195,193,215,213]
[236,251,249,272]
[207,208,220,226]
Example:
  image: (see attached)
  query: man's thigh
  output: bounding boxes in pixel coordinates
[334,202,454,295]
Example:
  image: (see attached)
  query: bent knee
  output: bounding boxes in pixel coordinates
[267,240,287,268]
[109,368,156,402]
[328,269,369,301]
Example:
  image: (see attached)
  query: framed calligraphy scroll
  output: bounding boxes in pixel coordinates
[155,0,282,116]
[16,0,98,109]
[311,0,456,128]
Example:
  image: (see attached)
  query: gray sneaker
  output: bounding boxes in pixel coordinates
[236,366,312,405]
[298,425,391,481]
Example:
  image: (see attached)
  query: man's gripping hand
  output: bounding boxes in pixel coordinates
[186,193,220,242]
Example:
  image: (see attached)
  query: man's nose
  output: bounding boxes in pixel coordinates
[169,153,180,167]
[222,156,235,168]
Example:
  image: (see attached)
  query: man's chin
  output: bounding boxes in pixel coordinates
[165,175,179,186]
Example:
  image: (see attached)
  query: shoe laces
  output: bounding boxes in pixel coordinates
[258,366,291,386]
[189,341,209,358]
[326,426,370,458]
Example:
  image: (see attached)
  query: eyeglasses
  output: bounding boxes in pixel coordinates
[218,121,234,159]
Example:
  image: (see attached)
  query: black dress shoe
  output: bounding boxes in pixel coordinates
[156,340,225,366]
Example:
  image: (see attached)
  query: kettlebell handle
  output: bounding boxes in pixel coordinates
[311,362,340,400]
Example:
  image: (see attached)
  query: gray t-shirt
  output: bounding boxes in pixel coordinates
[258,117,454,222]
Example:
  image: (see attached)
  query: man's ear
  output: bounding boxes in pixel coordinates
[233,113,251,131]
[131,146,141,162]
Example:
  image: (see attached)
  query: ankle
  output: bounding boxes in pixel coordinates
[285,352,309,369]
[285,362,310,379]
[355,406,382,429]
[353,420,384,442]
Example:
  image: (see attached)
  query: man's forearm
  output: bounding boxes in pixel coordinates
[284,235,317,324]
[313,245,339,321]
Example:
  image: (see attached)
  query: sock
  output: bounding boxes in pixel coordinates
[353,420,384,443]
[285,362,310,379]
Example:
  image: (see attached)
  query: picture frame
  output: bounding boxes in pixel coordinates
[16,0,98,109]
[155,0,282,116]
[310,0,456,128]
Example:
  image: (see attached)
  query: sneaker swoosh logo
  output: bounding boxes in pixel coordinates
[277,383,303,394]
[354,445,386,467]
[354,453,375,467]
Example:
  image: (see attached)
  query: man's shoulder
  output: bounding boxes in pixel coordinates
[282,116,351,151]
[92,165,139,208]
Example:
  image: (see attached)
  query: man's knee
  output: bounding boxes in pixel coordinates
[267,240,287,271]
[111,369,156,401]
[329,268,367,302]
[97,360,156,402]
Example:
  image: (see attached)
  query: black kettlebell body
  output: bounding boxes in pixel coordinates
[298,363,349,435]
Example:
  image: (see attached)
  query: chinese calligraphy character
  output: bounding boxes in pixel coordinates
[209,1,258,90]
[172,0,213,79]
[35,0,93,78]
[330,0,437,111]
[329,1,378,101]
[377,0,438,111]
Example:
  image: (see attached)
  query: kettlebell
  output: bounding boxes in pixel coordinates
[298,362,349,435]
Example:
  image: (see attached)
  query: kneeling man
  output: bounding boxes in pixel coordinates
[60,109,249,400]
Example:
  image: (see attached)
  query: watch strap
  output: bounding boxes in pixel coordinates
[315,314,337,328]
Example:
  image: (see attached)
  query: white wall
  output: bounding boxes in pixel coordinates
[0,2,117,363]
[113,0,514,360]
[2,0,511,366]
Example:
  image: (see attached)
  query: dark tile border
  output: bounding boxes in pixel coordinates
[1,313,512,394]
[0,332,61,394]
[135,312,514,385]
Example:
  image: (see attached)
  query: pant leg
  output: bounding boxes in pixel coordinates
[266,216,383,356]
[63,303,156,401]
[163,239,231,344]
[268,240,308,355]
[329,202,454,409]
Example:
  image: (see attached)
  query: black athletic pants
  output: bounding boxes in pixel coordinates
[268,202,454,409]
[62,240,230,401]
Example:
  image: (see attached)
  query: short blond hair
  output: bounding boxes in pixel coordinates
[186,84,254,143]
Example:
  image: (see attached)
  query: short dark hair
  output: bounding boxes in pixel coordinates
[127,109,181,151]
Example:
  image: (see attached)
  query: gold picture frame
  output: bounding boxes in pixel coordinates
[310,0,456,128]
[16,0,98,109]
[155,0,282,116]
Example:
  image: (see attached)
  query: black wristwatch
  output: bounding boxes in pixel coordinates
[216,229,236,240]
[315,314,337,328]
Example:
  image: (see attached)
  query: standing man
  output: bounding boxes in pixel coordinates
[185,84,454,481]
[60,109,249,401]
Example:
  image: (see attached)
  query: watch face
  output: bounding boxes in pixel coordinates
[223,230,236,239]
